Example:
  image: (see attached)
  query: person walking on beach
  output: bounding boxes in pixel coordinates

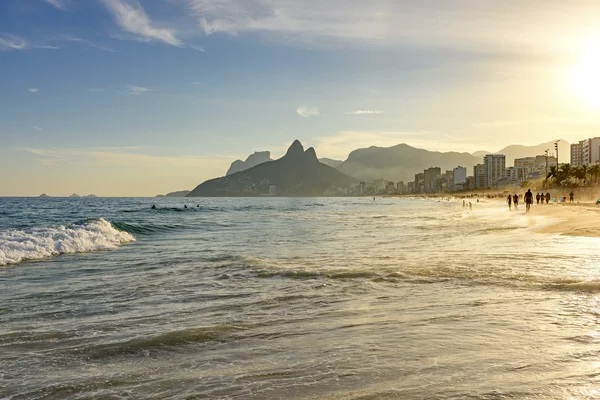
[524,189,533,212]
[536,193,541,205]
[513,194,519,210]
[569,191,574,203]
[545,192,551,204]
[469,202,472,210]
[507,194,512,210]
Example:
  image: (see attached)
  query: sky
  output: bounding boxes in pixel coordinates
[1,0,600,196]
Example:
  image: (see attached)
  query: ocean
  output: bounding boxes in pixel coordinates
[2,197,600,399]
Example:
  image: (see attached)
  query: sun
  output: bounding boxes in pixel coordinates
[569,34,600,109]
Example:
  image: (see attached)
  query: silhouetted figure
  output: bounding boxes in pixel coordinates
[569,191,574,203]
[197,204,200,207]
[507,195,512,210]
[469,202,472,210]
[525,189,533,212]
[184,205,188,209]
[513,194,519,210]
[536,193,540,205]
[546,192,551,204]
[151,205,156,209]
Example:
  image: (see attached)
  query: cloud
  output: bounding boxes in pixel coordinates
[33,126,44,131]
[44,0,68,10]
[100,0,182,46]
[0,35,29,51]
[28,88,39,93]
[344,109,384,115]
[189,44,205,52]
[184,0,599,57]
[128,85,151,95]
[296,105,319,118]
[89,88,105,92]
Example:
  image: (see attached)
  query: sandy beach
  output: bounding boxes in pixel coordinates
[481,197,600,238]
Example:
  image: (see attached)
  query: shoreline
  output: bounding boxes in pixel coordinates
[477,198,600,238]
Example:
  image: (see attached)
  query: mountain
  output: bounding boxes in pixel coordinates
[319,158,344,168]
[159,190,190,197]
[495,140,569,166]
[471,150,490,159]
[226,151,273,176]
[188,140,357,197]
[39,193,50,198]
[69,193,80,198]
[337,144,480,183]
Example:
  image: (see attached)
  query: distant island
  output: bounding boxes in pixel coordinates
[39,193,50,198]
[187,140,356,197]
[156,190,191,198]
[69,194,80,198]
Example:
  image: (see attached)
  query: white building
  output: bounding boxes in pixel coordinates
[483,154,506,188]
[582,137,600,165]
[453,166,467,185]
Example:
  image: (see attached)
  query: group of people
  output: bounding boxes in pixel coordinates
[507,191,552,212]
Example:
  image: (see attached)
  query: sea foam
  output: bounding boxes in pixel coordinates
[0,218,135,266]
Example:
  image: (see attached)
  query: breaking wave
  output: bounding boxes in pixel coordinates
[0,218,135,266]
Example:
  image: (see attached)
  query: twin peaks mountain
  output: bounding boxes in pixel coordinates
[187,141,357,197]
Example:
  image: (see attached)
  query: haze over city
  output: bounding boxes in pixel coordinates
[2,0,600,196]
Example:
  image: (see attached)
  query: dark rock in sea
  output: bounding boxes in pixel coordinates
[39,193,50,198]
[187,140,357,197]
[226,151,273,176]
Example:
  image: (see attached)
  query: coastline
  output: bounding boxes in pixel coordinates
[474,197,600,238]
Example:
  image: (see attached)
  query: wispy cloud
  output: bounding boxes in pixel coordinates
[296,105,319,118]
[184,0,597,57]
[33,126,44,131]
[0,35,29,51]
[189,44,205,52]
[28,88,39,93]
[100,0,181,46]
[128,85,151,95]
[344,109,384,116]
[43,0,68,10]
[89,88,105,92]
[59,35,116,52]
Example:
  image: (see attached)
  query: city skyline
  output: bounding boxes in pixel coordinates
[2,0,600,196]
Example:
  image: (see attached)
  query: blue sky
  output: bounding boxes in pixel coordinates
[2,0,600,196]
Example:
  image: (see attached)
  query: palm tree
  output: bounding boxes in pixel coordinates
[547,165,557,181]
[589,164,600,184]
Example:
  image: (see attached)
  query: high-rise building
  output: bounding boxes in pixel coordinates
[453,166,467,185]
[358,181,366,195]
[571,141,584,166]
[483,154,506,188]
[424,167,441,192]
[474,164,485,188]
[414,173,424,193]
[582,138,600,165]
[396,181,405,194]
[407,181,415,193]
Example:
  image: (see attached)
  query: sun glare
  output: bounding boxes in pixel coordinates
[569,33,600,109]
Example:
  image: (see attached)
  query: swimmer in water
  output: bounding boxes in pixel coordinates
[184,205,188,209]
[151,205,156,209]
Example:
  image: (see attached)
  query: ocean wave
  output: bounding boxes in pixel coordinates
[0,218,135,266]
[110,221,185,235]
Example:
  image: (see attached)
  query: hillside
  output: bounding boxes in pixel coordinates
[188,140,356,197]
[337,144,479,182]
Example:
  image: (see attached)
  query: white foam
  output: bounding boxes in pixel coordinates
[0,218,135,266]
